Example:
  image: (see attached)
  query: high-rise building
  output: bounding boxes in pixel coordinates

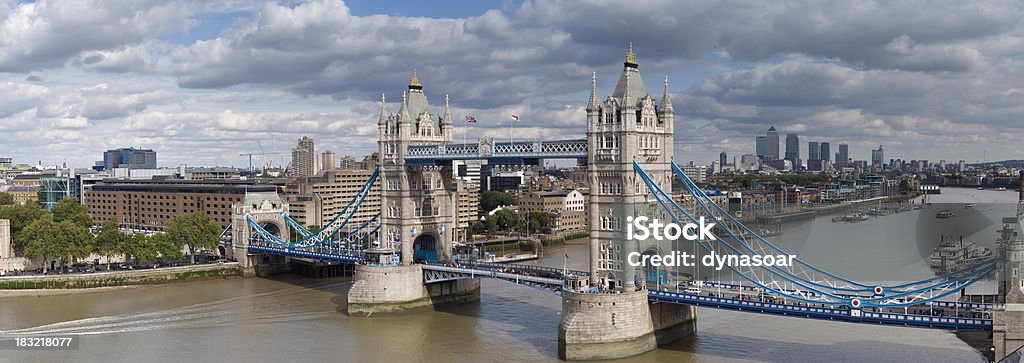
[321,151,336,172]
[103,148,157,170]
[719,152,728,168]
[765,126,780,160]
[784,133,799,167]
[339,155,357,170]
[838,143,849,169]
[290,136,315,177]
[808,141,820,161]
[871,145,884,170]
[755,136,766,159]
[819,142,831,165]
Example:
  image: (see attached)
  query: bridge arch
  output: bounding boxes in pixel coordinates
[640,246,668,287]
[413,233,440,262]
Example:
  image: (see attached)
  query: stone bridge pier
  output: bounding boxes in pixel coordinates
[347,264,480,316]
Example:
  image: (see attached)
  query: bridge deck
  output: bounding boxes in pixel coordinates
[649,290,991,331]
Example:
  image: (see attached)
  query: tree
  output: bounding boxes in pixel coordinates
[129,233,183,265]
[21,216,60,273]
[166,212,220,264]
[94,219,127,270]
[526,211,553,232]
[52,197,92,229]
[0,202,47,255]
[124,233,157,265]
[480,190,515,213]
[0,192,14,206]
[492,209,521,231]
[54,220,93,266]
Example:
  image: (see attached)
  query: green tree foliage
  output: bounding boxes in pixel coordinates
[94,219,126,270]
[0,202,46,254]
[54,220,94,266]
[124,234,157,265]
[525,211,552,232]
[21,216,93,272]
[480,190,515,213]
[0,192,14,206]
[52,196,92,229]
[21,216,60,273]
[166,212,220,264]
[492,209,520,231]
[129,233,184,265]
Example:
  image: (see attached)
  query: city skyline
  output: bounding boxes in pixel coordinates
[2,0,1023,168]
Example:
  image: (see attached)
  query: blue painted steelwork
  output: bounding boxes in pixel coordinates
[247,245,363,263]
[633,160,992,308]
[404,139,587,163]
[648,290,992,331]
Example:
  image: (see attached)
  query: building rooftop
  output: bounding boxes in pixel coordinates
[90,179,280,193]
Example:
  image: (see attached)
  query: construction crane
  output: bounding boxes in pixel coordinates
[241,141,289,171]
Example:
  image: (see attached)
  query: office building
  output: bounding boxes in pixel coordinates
[784,133,799,167]
[321,151,336,172]
[339,155,357,170]
[755,136,766,159]
[290,136,315,177]
[838,143,849,169]
[103,148,157,170]
[819,142,831,165]
[681,165,708,182]
[85,179,280,230]
[720,152,728,168]
[871,145,884,171]
[765,127,780,160]
[808,141,820,161]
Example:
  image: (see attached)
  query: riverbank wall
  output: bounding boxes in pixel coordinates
[0,262,241,290]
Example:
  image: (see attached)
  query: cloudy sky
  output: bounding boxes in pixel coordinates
[2,0,1023,169]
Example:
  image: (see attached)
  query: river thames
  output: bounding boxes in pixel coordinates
[0,187,1016,362]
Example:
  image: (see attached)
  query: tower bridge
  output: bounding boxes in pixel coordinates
[226,45,1008,361]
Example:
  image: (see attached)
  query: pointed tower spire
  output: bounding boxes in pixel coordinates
[442,94,452,124]
[398,91,409,122]
[378,93,387,125]
[660,75,673,113]
[587,72,599,111]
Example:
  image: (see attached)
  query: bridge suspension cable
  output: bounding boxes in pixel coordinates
[633,161,992,307]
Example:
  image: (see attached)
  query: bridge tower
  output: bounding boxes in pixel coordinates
[560,44,695,360]
[229,192,290,277]
[348,72,480,316]
[377,71,458,264]
[994,174,1024,359]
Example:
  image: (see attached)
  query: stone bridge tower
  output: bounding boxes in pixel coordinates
[994,174,1024,360]
[230,192,289,276]
[586,42,676,291]
[561,44,694,361]
[378,71,457,264]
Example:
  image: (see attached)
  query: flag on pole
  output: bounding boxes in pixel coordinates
[465,116,477,123]
[511,114,519,121]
